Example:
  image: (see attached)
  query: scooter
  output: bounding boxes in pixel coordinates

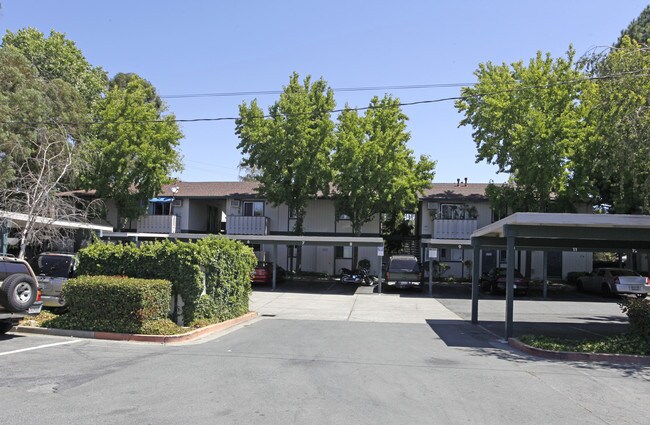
[340,267,374,285]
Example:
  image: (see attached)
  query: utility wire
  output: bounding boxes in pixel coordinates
[160,83,475,99]
[2,69,649,127]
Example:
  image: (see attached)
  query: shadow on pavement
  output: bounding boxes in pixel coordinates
[252,279,358,295]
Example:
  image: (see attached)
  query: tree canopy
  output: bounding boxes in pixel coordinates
[2,28,107,111]
[78,73,184,226]
[0,46,88,257]
[581,36,650,214]
[236,72,336,235]
[456,48,591,212]
[333,95,435,235]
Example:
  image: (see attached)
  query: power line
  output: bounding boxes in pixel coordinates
[2,69,649,127]
[160,83,475,99]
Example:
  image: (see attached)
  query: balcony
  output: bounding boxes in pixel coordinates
[137,215,177,234]
[433,219,478,240]
[226,215,269,235]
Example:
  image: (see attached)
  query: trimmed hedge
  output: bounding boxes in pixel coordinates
[77,236,257,325]
[49,276,172,334]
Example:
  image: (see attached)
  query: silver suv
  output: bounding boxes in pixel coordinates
[0,256,43,334]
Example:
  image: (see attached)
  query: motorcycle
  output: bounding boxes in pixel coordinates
[340,267,374,285]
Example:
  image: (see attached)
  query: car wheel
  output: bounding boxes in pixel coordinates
[601,282,612,297]
[0,321,14,334]
[0,273,38,312]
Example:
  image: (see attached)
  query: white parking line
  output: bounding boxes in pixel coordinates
[0,340,81,356]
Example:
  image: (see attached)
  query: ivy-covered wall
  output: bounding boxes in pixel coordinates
[77,237,257,325]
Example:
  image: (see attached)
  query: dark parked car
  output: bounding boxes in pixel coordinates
[480,267,529,295]
[1,255,43,334]
[385,255,422,291]
[30,252,77,308]
[252,261,286,283]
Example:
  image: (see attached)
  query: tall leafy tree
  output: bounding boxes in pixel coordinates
[0,46,88,257]
[79,74,183,228]
[236,72,336,236]
[456,48,591,212]
[2,28,107,111]
[581,36,650,214]
[333,95,435,265]
[332,95,435,235]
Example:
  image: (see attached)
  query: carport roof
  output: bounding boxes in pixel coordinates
[103,232,385,247]
[471,212,650,251]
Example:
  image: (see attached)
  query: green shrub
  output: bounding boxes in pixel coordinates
[566,271,588,285]
[77,236,257,325]
[619,297,650,340]
[47,276,171,334]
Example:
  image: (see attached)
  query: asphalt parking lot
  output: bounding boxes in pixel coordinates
[1,278,648,424]
[253,278,632,340]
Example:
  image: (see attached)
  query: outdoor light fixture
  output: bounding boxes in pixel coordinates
[169,186,180,215]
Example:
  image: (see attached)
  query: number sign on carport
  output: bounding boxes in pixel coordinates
[470,213,650,340]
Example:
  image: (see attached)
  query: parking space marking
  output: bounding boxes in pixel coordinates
[0,339,81,356]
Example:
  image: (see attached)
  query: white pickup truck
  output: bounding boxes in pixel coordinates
[0,256,43,334]
[577,268,649,298]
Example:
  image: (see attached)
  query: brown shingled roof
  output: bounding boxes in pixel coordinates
[63,181,492,201]
[160,181,260,198]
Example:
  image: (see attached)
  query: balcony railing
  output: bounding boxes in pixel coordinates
[226,215,269,235]
[136,215,177,234]
[433,219,478,239]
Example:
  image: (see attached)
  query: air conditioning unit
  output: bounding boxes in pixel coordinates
[172,199,183,207]
[230,200,240,208]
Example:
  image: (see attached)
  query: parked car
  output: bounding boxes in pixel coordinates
[30,252,77,308]
[0,255,43,334]
[480,267,529,295]
[384,255,422,291]
[576,268,648,298]
[252,261,286,283]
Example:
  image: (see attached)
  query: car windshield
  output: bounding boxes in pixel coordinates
[34,255,74,278]
[610,269,639,277]
[390,259,419,272]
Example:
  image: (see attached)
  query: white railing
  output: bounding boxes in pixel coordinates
[226,216,269,235]
[136,215,177,234]
[433,219,478,239]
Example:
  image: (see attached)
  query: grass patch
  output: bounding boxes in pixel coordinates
[19,311,216,336]
[519,333,650,356]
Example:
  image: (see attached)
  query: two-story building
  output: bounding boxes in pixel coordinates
[417,180,593,280]
[101,181,384,277]
[93,180,596,281]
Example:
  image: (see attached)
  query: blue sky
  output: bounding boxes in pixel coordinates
[1,1,648,184]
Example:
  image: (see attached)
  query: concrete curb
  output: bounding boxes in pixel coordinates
[13,312,258,345]
[509,337,650,366]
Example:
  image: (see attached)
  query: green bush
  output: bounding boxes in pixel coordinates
[77,236,257,325]
[619,298,650,340]
[46,276,171,334]
[566,271,588,285]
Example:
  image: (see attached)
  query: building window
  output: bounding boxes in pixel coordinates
[150,200,171,215]
[243,201,264,217]
[440,204,465,220]
[335,246,353,259]
[289,207,298,219]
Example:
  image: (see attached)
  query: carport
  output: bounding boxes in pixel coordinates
[470,213,650,339]
[102,231,385,291]
[227,235,385,290]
